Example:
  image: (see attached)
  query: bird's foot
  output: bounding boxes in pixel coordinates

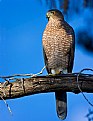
[48,73,60,77]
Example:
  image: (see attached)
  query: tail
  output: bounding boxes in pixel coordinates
[55,91,67,120]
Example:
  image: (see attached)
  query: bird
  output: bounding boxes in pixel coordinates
[42,9,75,120]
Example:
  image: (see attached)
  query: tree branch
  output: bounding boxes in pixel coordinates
[0,73,93,100]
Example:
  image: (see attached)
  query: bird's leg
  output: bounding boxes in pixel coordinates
[48,68,63,76]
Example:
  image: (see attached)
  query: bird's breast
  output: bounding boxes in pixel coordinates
[42,25,73,72]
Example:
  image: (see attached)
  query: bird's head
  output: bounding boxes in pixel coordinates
[46,9,64,21]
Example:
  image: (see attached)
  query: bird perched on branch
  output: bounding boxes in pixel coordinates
[42,9,75,120]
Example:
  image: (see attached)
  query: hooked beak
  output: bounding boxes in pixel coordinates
[46,12,50,21]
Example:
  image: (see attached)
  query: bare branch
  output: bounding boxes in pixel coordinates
[0,73,93,100]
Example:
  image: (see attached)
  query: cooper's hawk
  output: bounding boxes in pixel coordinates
[42,9,75,120]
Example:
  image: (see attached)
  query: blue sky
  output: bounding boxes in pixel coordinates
[0,0,93,121]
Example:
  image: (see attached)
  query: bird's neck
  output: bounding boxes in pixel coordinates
[48,18,63,28]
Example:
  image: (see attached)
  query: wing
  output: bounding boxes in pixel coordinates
[67,30,75,73]
[43,47,50,74]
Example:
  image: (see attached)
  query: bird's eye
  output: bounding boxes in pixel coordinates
[51,11,55,14]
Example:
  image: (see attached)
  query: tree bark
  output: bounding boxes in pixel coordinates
[0,73,93,100]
